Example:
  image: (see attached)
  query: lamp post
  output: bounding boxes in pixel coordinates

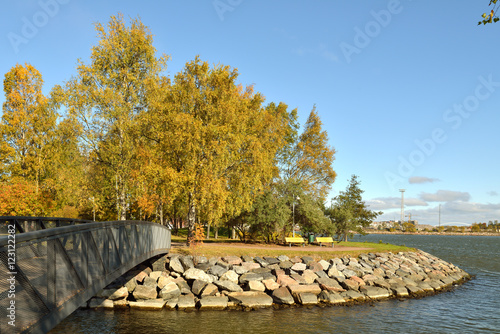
[292,195,300,237]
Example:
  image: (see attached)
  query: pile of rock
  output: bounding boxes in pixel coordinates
[87,251,470,311]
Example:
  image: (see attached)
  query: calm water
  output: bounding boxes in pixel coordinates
[51,234,500,334]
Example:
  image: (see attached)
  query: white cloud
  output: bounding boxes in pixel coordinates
[420,190,470,202]
[409,176,440,184]
[366,197,427,210]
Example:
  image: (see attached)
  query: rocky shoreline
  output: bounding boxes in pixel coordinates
[86,250,471,311]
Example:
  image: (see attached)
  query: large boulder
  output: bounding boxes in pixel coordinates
[272,286,295,305]
[169,256,185,274]
[316,277,345,292]
[214,280,243,293]
[197,296,229,310]
[239,272,264,284]
[177,294,196,310]
[220,270,239,284]
[191,279,209,296]
[133,285,157,300]
[287,284,322,298]
[184,268,213,282]
[129,299,166,310]
[228,291,273,308]
[159,282,181,300]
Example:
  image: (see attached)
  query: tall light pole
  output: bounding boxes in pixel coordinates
[399,189,405,226]
[292,195,300,237]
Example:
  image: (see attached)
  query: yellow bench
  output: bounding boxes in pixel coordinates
[316,237,335,247]
[285,237,305,247]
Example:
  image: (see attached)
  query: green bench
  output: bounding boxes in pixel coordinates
[285,237,305,247]
[316,236,334,247]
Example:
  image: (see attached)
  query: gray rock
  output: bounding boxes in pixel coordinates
[228,291,273,308]
[341,290,366,301]
[195,263,211,271]
[290,274,307,284]
[391,285,409,297]
[291,263,307,272]
[241,262,261,271]
[279,260,294,269]
[272,286,295,305]
[216,259,230,269]
[297,292,318,305]
[263,257,280,265]
[360,286,391,299]
[262,278,280,291]
[239,272,264,284]
[406,285,424,295]
[288,284,322,297]
[159,282,181,300]
[246,280,266,292]
[184,268,213,282]
[194,255,208,264]
[177,294,196,310]
[318,291,346,304]
[157,275,174,290]
[175,279,191,294]
[124,275,138,293]
[133,285,158,300]
[169,257,185,274]
[220,270,239,284]
[277,255,290,262]
[316,277,345,292]
[302,256,314,265]
[150,256,168,272]
[149,271,162,281]
[191,279,209,296]
[232,265,248,275]
[201,283,219,297]
[208,265,228,277]
[241,255,253,262]
[197,296,228,310]
[318,260,330,271]
[254,257,269,267]
[214,280,243,292]
[143,276,158,288]
[107,287,129,300]
[129,299,166,310]
[223,256,243,265]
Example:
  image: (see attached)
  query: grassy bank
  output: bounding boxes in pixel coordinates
[170,240,415,260]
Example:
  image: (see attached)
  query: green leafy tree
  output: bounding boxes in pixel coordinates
[143,57,286,243]
[62,14,169,220]
[1,63,57,192]
[328,175,381,241]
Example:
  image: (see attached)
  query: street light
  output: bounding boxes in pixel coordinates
[292,195,300,237]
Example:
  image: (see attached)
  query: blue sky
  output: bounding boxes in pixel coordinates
[1,1,499,226]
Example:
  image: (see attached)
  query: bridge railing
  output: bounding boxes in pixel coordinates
[0,217,171,334]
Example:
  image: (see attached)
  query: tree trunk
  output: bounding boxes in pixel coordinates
[187,192,196,245]
[116,174,127,220]
[215,227,218,239]
[206,224,210,239]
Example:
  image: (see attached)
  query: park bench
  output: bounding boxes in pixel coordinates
[316,236,335,247]
[285,237,305,247]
